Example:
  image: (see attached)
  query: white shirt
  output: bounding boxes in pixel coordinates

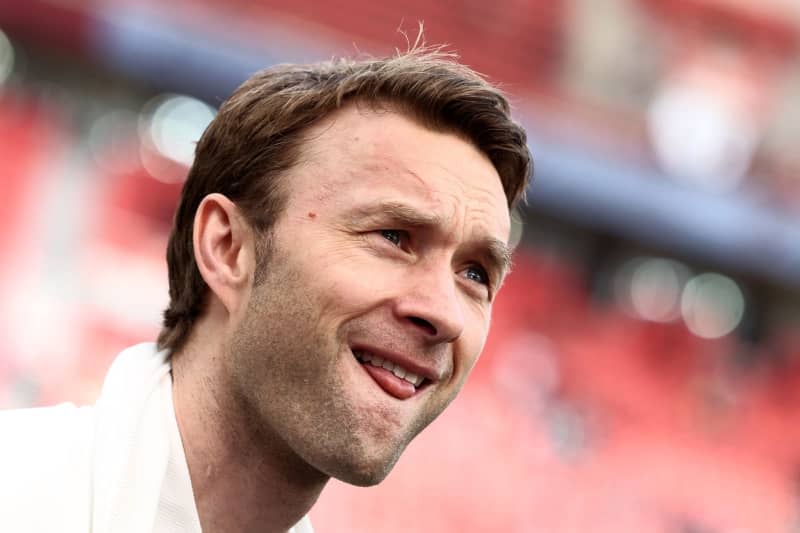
[0,343,314,533]
[153,367,203,533]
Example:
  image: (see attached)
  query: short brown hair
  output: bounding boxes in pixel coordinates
[157,46,532,354]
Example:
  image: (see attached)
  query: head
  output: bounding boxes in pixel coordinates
[160,47,531,485]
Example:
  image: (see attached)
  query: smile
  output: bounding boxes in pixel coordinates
[353,349,431,400]
[354,349,423,386]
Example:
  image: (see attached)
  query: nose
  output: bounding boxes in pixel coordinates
[393,264,465,344]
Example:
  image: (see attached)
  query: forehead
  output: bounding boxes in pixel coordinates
[293,106,511,240]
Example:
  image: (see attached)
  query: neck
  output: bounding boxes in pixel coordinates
[171,332,328,533]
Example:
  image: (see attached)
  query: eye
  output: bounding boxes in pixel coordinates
[380,229,406,247]
[464,265,490,286]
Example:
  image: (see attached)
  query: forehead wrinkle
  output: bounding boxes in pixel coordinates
[343,201,444,228]
[351,152,432,194]
[305,107,510,261]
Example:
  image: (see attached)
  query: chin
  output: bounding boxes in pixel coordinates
[323,448,403,487]
[334,464,393,487]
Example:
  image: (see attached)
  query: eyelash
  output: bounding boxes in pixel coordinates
[464,265,490,287]
[379,229,492,289]
[380,229,407,248]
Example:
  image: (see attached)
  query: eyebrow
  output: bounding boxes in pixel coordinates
[345,201,513,285]
[483,238,513,284]
[346,201,444,228]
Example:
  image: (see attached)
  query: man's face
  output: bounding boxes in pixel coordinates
[226,106,511,486]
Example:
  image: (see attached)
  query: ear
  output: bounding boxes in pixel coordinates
[193,193,255,317]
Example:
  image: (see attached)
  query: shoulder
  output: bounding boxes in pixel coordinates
[0,342,170,530]
[0,400,94,431]
[0,403,96,528]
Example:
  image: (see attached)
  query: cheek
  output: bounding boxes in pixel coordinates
[309,259,396,321]
[452,311,491,382]
[315,242,405,295]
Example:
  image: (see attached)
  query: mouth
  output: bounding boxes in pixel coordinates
[353,348,432,400]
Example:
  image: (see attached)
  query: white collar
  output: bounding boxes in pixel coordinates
[154,368,202,532]
[91,343,313,533]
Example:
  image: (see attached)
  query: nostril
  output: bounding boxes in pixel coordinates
[408,316,437,336]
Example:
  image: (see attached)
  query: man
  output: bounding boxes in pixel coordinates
[0,47,531,532]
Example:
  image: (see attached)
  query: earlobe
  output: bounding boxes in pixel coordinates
[193,193,254,315]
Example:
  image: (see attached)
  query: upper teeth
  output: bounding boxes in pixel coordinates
[354,350,424,387]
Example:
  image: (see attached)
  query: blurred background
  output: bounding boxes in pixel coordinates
[1,0,800,531]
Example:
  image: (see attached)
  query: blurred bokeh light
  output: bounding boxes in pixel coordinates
[681,272,746,339]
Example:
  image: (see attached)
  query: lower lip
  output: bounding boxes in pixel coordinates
[359,361,417,400]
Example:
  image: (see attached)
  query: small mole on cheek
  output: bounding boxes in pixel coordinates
[307,212,317,219]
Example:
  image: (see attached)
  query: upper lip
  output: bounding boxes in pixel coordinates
[351,343,443,383]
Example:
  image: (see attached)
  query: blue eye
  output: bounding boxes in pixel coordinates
[381,230,403,246]
[465,265,489,286]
